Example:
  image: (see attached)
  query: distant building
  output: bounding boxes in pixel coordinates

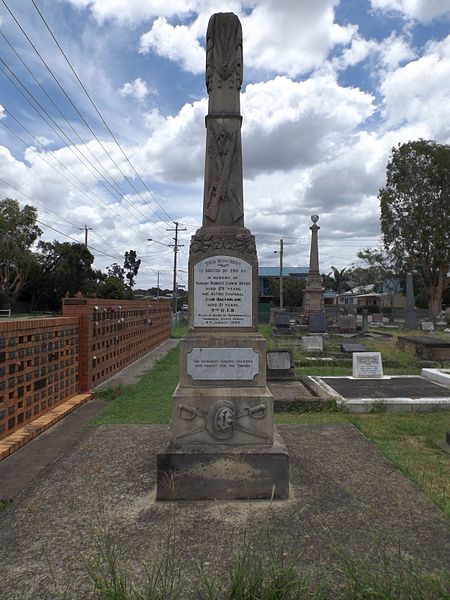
[258,266,309,301]
[337,282,406,311]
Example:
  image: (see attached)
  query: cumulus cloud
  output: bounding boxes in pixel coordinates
[139,18,205,73]
[137,0,356,77]
[119,77,152,101]
[0,105,5,120]
[370,0,450,23]
[380,35,450,141]
[65,0,197,24]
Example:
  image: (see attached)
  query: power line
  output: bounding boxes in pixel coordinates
[0,61,170,236]
[31,0,174,225]
[0,0,172,239]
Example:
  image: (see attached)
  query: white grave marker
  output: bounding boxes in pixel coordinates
[352,352,383,378]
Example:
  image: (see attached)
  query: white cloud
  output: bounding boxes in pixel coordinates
[0,105,5,120]
[377,33,416,70]
[370,0,450,23]
[380,35,450,141]
[65,0,197,24]
[119,77,151,101]
[137,0,356,77]
[139,17,205,73]
[242,0,355,76]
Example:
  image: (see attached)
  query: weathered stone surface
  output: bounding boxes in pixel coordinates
[266,349,294,380]
[156,430,288,501]
[171,385,274,445]
[187,347,259,381]
[338,315,356,332]
[422,321,435,332]
[352,352,383,378]
[308,312,326,333]
[341,343,367,353]
[302,336,323,352]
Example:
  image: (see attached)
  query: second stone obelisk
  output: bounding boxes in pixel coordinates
[156,13,289,501]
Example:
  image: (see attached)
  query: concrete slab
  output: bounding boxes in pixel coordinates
[268,380,333,411]
[0,424,448,599]
[311,375,450,413]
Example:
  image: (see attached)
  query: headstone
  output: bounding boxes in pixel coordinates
[421,321,434,332]
[404,272,417,329]
[302,336,323,352]
[341,343,367,353]
[361,308,369,333]
[352,352,383,378]
[266,350,294,380]
[275,313,290,330]
[156,12,288,502]
[371,314,382,324]
[337,314,356,333]
[308,312,327,333]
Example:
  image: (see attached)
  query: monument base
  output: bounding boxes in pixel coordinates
[156,430,289,501]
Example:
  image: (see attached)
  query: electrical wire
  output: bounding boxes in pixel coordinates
[31,0,174,225]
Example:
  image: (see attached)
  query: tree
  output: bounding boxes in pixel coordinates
[106,263,125,282]
[327,266,351,293]
[379,140,450,319]
[24,241,97,310]
[0,199,42,307]
[268,277,305,308]
[123,250,141,288]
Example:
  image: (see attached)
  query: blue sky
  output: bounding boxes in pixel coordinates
[1,0,450,289]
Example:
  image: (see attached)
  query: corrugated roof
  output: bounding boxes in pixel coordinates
[258,266,309,277]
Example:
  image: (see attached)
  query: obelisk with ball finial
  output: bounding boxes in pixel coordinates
[156,13,289,501]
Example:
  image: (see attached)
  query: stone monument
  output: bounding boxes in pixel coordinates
[302,215,326,332]
[404,272,417,330]
[156,13,289,501]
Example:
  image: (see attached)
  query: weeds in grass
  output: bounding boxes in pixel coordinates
[85,520,450,600]
[0,498,13,511]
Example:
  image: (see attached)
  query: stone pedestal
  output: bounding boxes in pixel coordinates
[156,430,289,501]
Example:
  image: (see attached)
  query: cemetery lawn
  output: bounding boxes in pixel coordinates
[94,344,450,518]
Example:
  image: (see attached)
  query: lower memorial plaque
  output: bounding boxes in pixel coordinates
[187,347,259,380]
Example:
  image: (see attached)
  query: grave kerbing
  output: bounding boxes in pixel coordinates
[156,13,289,501]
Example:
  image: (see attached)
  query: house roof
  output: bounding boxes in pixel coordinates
[258,266,309,277]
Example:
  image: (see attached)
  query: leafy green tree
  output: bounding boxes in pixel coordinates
[24,241,97,309]
[379,140,450,319]
[123,250,141,288]
[106,263,125,282]
[268,277,305,308]
[0,199,42,307]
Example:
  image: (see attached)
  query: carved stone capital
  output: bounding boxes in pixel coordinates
[190,230,256,258]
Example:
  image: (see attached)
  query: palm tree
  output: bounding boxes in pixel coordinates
[328,266,350,294]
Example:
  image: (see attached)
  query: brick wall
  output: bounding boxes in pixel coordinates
[0,318,80,440]
[62,298,171,390]
[0,299,171,441]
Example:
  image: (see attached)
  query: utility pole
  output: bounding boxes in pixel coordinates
[156,270,160,300]
[167,221,186,313]
[279,239,284,309]
[79,224,92,247]
[274,239,284,309]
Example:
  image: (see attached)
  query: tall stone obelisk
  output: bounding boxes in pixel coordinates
[156,13,289,501]
[302,215,326,332]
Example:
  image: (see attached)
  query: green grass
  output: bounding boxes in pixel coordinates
[94,347,178,425]
[277,410,450,517]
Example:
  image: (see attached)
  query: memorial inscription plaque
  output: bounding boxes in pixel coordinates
[187,347,259,380]
[353,352,383,378]
[193,256,252,327]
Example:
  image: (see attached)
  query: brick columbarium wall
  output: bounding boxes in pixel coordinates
[0,299,171,443]
[0,318,80,440]
[62,298,171,390]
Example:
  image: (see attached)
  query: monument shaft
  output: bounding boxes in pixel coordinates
[156,13,289,501]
